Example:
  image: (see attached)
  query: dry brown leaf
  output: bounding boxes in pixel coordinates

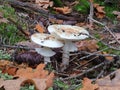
[113,11,120,19]
[109,33,120,44]
[16,64,55,88]
[2,66,17,76]
[93,3,106,18]
[76,40,99,52]
[102,52,114,61]
[80,78,99,90]
[96,69,120,90]
[34,23,45,33]
[0,78,47,90]
[35,0,53,9]
[53,7,72,14]
[49,18,63,24]
[0,64,55,90]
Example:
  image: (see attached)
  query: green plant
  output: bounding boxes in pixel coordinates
[54,79,69,90]
[0,50,11,60]
[74,0,90,13]
[94,0,119,19]
[0,70,13,80]
[0,4,25,45]
[20,85,35,90]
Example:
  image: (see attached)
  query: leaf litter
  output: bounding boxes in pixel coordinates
[0,0,120,90]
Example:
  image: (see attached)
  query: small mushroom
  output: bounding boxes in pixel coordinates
[31,33,64,64]
[48,25,89,70]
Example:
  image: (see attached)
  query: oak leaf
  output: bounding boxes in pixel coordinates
[16,64,55,88]
[53,6,72,14]
[113,11,120,19]
[35,0,53,9]
[34,23,45,33]
[80,78,99,90]
[0,78,47,90]
[96,69,120,90]
[93,3,106,18]
[76,40,99,52]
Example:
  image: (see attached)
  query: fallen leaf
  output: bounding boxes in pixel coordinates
[0,78,47,90]
[96,69,120,90]
[15,64,55,88]
[93,3,106,18]
[113,11,120,19]
[109,33,120,44]
[34,23,45,33]
[80,78,99,90]
[102,52,114,61]
[2,66,18,76]
[35,0,53,9]
[53,6,72,14]
[76,40,99,52]
[49,18,63,24]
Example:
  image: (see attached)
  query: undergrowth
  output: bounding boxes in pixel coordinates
[0,3,26,45]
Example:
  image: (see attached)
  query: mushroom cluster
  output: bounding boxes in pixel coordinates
[31,25,89,71]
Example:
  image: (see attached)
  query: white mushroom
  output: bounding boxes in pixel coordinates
[31,33,64,64]
[48,25,89,70]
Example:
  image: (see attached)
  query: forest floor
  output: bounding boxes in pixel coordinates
[0,0,120,90]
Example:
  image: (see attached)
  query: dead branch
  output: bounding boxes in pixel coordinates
[5,0,84,21]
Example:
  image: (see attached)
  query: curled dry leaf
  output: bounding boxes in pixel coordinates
[113,11,120,19]
[80,78,99,90]
[16,64,55,88]
[76,40,99,52]
[0,78,47,90]
[93,3,106,18]
[49,18,63,24]
[0,64,55,90]
[96,69,120,90]
[53,6,72,14]
[35,0,53,9]
[34,23,45,33]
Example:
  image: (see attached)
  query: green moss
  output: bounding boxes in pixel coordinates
[0,4,26,45]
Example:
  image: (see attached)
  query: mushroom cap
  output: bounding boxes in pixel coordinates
[48,25,89,41]
[31,33,64,48]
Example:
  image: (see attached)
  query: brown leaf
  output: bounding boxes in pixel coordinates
[53,7,72,14]
[35,0,53,9]
[2,66,17,76]
[93,3,106,18]
[49,18,63,24]
[102,52,114,61]
[0,18,8,23]
[109,33,120,44]
[15,64,55,88]
[0,78,47,90]
[34,23,45,33]
[80,78,99,90]
[96,69,120,90]
[113,11,120,19]
[76,40,99,52]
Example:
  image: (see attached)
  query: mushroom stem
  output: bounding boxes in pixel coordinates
[61,40,78,70]
[44,57,51,64]
[62,50,70,67]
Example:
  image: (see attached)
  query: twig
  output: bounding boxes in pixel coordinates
[89,34,120,50]
[88,0,94,26]
[0,44,33,50]
[88,17,120,44]
[62,62,105,80]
